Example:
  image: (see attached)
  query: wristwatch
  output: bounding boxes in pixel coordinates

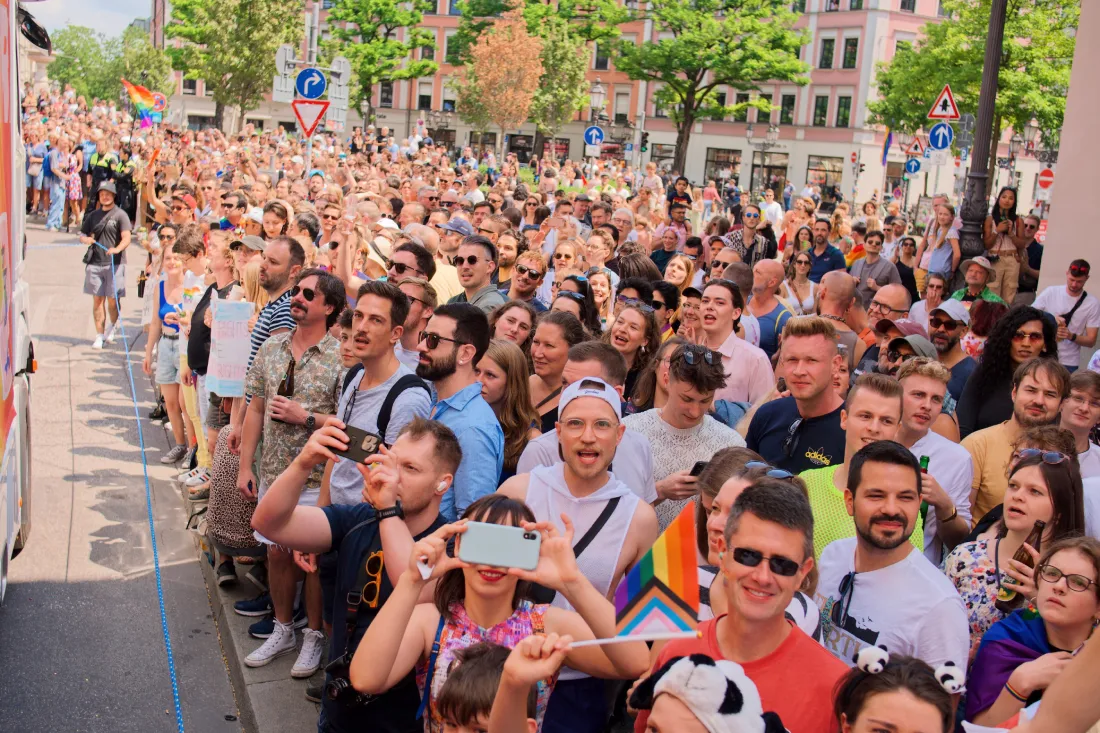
[1070,333,1078,343]
[376,501,404,520]
[305,412,316,430]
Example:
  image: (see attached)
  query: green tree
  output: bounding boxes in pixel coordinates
[324,0,438,125]
[614,0,810,176]
[867,0,1076,193]
[50,26,173,102]
[528,19,590,153]
[167,0,304,131]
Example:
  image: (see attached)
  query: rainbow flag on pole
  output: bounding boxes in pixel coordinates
[121,78,156,129]
[612,504,699,639]
[881,128,893,166]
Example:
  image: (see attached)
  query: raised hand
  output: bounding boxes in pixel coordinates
[508,515,581,592]
[359,445,400,508]
[405,522,469,584]
[502,633,573,688]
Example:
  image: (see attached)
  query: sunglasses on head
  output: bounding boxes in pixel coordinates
[680,344,718,366]
[452,255,482,267]
[291,285,316,302]
[418,331,467,350]
[928,316,958,331]
[1070,265,1090,277]
[744,461,796,480]
[556,290,585,303]
[730,547,801,577]
[617,297,655,315]
[1014,448,1068,465]
[515,263,543,280]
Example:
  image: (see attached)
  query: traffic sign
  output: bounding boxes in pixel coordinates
[624,143,634,152]
[584,144,601,157]
[905,158,922,175]
[927,84,960,120]
[292,99,330,138]
[272,74,294,104]
[276,44,297,76]
[583,126,605,146]
[295,68,327,100]
[928,122,954,150]
[957,113,976,133]
[903,137,925,157]
[851,152,858,163]
[930,150,950,166]
[1038,168,1055,190]
[151,92,168,113]
[923,147,932,160]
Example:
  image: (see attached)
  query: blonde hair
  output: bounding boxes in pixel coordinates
[481,340,539,473]
[896,356,951,385]
[665,254,696,295]
[782,314,838,342]
[241,259,268,312]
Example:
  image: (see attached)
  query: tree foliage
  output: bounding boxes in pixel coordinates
[166,0,304,130]
[324,0,438,124]
[614,0,810,175]
[867,0,1077,143]
[528,19,590,141]
[50,25,174,102]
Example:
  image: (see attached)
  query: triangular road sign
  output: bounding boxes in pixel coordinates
[292,99,330,138]
[927,85,960,121]
[903,137,925,156]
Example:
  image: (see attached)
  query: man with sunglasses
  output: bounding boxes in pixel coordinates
[850,229,900,309]
[501,250,549,312]
[218,191,247,231]
[388,242,436,286]
[636,481,846,733]
[394,278,437,370]
[446,235,507,314]
[1034,259,1099,373]
[1015,214,1044,304]
[720,203,772,267]
[815,440,969,671]
[924,299,976,404]
[854,283,913,377]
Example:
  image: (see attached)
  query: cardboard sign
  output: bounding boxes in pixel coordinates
[205,298,254,397]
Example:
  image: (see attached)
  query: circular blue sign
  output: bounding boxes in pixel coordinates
[905,158,922,175]
[583,126,605,146]
[928,122,955,151]
[295,68,327,100]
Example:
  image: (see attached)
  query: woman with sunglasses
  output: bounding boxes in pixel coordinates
[966,536,1100,726]
[956,305,1057,438]
[780,252,817,316]
[538,240,581,304]
[945,450,1085,661]
[476,340,541,483]
[489,300,538,355]
[521,196,542,231]
[348,495,649,733]
[894,236,921,305]
[529,311,588,434]
[781,224,813,265]
[552,275,602,336]
[604,302,660,404]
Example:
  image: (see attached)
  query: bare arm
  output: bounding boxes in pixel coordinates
[250,455,333,554]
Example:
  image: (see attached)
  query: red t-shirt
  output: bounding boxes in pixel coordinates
[634,616,846,733]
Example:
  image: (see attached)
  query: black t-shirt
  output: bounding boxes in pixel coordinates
[320,504,446,733]
[650,249,676,275]
[187,282,237,376]
[746,396,845,474]
[81,206,131,266]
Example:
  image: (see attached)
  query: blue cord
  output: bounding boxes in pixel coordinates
[96,241,186,733]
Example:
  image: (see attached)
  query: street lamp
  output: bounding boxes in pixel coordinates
[1023,118,1040,151]
[746,123,781,198]
[589,77,606,123]
[1008,132,1023,183]
[1036,128,1060,165]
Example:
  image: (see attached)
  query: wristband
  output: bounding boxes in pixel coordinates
[938,505,958,523]
[1005,681,1028,703]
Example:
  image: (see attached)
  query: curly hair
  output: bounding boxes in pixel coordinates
[968,305,1055,395]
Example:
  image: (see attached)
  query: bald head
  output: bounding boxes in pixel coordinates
[406,223,439,256]
[752,259,785,296]
[820,270,856,314]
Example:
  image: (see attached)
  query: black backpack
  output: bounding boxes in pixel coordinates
[341,365,430,444]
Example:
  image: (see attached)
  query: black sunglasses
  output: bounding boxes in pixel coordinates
[887,349,915,362]
[651,299,666,309]
[680,344,718,366]
[553,253,572,260]
[928,316,958,331]
[452,255,482,267]
[515,263,543,280]
[830,571,856,627]
[783,418,802,458]
[730,547,801,577]
[744,461,796,480]
[390,262,421,277]
[291,285,316,302]
[419,331,467,350]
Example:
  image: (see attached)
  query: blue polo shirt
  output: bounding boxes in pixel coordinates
[808,244,847,283]
[430,381,505,520]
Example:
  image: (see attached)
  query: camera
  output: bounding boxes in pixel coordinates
[323,655,376,706]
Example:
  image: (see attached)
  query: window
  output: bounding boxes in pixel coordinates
[780,94,796,125]
[835,96,851,127]
[825,0,840,10]
[422,44,435,61]
[442,79,456,112]
[842,38,858,68]
[819,39,835,69]
[651,144,676,172]
[418,81,433,110]
[900,0,915,10]
[182,78,197,95]
[448,0,460,14]
[469,132,496,155]
[186,114,214,130]
[709,91,727,120]
[757,93,772,123]
[813,96,829,126]
[614,92,630,123]
[594,44,610,71]
[704,149,742,186]
[379,81,394,108]
[806,155,845,189]
[445,33,460,64]
[937,0,948,16]
[733,92,750,122]
[791,0,805,10]
[422,0,436,13]
[850,0,863,8]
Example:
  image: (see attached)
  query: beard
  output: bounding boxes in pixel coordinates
[855,512,912,551]
[1014,402,1057,428]
[932,332,959,354]
[416,348,458,382]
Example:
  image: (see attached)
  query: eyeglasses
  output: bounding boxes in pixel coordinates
[553,253,572,260]
[1070,265,1090,277]
[561,417,618,437]
[680,345,718,366]
[478,228,495,236]
[1013,449,1068,465]
[795,259,811,266]
[452,255,482,267]
[426,196,439,202]
[783,418,803,458]
[1038,564,1097,593]
[744,461,796,480]
[1012,330,1045,343]
[868,300,908,316]
[171,205,188,212]
[515,263,543,280]
[928,316,958,331]
[291,285,316,302]
[1068,393,1100,411]
[389,262,421,277]
[321,214,341,221]
[651,299,667,309]
[418,331,467,350]
[830,571,856,627]
[730,547,801,577]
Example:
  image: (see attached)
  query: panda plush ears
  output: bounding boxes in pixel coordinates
[628,654,787,733]
[854,645,966,695]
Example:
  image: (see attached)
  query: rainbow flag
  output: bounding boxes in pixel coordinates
[881,128,893,166]
[121,78,155,129]
[613,504,699,638]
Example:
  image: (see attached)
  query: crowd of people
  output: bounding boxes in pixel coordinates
[29,84,1100,733]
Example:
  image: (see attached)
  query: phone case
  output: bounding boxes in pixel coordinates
[458,522,541,571]
[337,426,383,464]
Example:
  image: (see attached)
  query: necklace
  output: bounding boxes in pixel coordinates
[820,313,846,323]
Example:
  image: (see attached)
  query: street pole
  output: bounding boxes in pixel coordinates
[304,1,320,172]
[958,0,1008,256]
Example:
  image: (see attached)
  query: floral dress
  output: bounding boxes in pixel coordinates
[67,152,82,200]
[944,538,1006,663]
[417,600,555,733]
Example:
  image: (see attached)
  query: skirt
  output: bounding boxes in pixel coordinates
[206,424,261,550]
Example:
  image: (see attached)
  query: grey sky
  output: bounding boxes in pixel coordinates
[32,0,148,37]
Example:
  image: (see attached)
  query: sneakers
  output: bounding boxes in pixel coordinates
[216,560,236,587]
[234,591,272,617]
[244,620,296,668]
[105,322,118,344]
[92,335,104,350]
[249,606,307,639]
[177,467,203,482]
[160,444,188,464]
[292,629,326,678]
[304,680,323,703]
[185,467,212,487]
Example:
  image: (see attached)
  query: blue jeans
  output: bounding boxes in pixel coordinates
[47,177,65,229]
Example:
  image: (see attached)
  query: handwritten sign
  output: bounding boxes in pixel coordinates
[205,298,253,397]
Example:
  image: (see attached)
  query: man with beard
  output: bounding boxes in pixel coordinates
[498,377,658,733]
[492,227,520,289]
[815,440,969,670]
[447,235,507,313]
[501,250,549,311]
[806,217,846,283]
[238,269,345,675]
[720,203,772,266]
[416,303,503,520]
[849,229,900,308]
[853,283,912,376]
[963,357,1071,525]
[926,299,975,403]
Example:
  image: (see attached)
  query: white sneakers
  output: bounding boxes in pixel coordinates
[105,322,118,344]
[184,467,211,487]
[292,629,325,678]
[92,335,104,350]
[244,619,297,668]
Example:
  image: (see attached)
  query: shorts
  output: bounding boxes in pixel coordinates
[83,263,126,298]
[205,390,231,431]
[155,336,181,385]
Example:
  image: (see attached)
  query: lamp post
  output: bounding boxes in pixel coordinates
[958,0,1010,258]
[746,123,781,196]
[589,77,606,123]
[1035,128,1060,166]
[1008,132,1023,183]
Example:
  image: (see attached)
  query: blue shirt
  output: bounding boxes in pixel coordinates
[755,300,794,359]
[808,245,847,283]
[430,381,505,521]
[746,396,845,475]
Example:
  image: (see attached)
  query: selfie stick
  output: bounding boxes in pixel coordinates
[570,631,702,648]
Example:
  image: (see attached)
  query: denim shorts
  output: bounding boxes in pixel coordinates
[155,335,180,385]
[28,168,44,191]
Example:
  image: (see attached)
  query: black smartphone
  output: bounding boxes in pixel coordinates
[333,426,383,464]
[776,377,788,393]
[690,460,709,477]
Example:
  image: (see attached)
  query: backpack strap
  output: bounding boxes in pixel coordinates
[341,363,364,396]
[377,374,430,444]
[572,496,621,558]
[416,614,448,721]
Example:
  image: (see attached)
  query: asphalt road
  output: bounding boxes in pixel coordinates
[0,222,241,733]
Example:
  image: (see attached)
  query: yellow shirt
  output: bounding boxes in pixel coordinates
[430,263,464,303]
[961,419,1023,527]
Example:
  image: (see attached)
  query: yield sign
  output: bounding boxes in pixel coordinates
[292,99,329,138]
[927,84,960,120]
[903,137,925,157]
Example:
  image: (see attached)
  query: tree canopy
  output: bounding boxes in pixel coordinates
[51,26,174,102]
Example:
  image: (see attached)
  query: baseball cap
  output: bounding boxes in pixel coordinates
[888,335,937,360]
[230,234,266,252]
[682,286,702,299]
[930,299,970,326]
[98,181,117,196]
[874,317,928,339]
[440,219,475,237]
[559,377,622,420]
[376,218,400,231]
[171,192,197,209]
[308,169,325,180]
[245,207,264,224]
[290,155,304,165]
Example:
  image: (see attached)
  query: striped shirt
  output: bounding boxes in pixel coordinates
[248,290,295,370]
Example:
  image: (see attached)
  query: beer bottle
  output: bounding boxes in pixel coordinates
[994,520,1045,613]
[272,359,295,423]
[919,456,930,524]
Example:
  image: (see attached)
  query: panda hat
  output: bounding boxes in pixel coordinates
[629,654,787,733]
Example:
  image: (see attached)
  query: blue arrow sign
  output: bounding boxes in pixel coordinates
[905,158,922,175]
[295,68,327,100]
[583,126,605,146]
[928,121,954,151]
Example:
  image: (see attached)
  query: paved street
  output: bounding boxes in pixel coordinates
[0,223,241,733]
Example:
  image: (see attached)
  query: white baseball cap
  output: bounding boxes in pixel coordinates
[559,377,621,420]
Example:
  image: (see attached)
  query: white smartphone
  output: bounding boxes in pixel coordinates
[457,522,541,571]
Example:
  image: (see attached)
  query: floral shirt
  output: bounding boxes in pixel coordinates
[944,538,1006,662]
[245,331,343,490]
